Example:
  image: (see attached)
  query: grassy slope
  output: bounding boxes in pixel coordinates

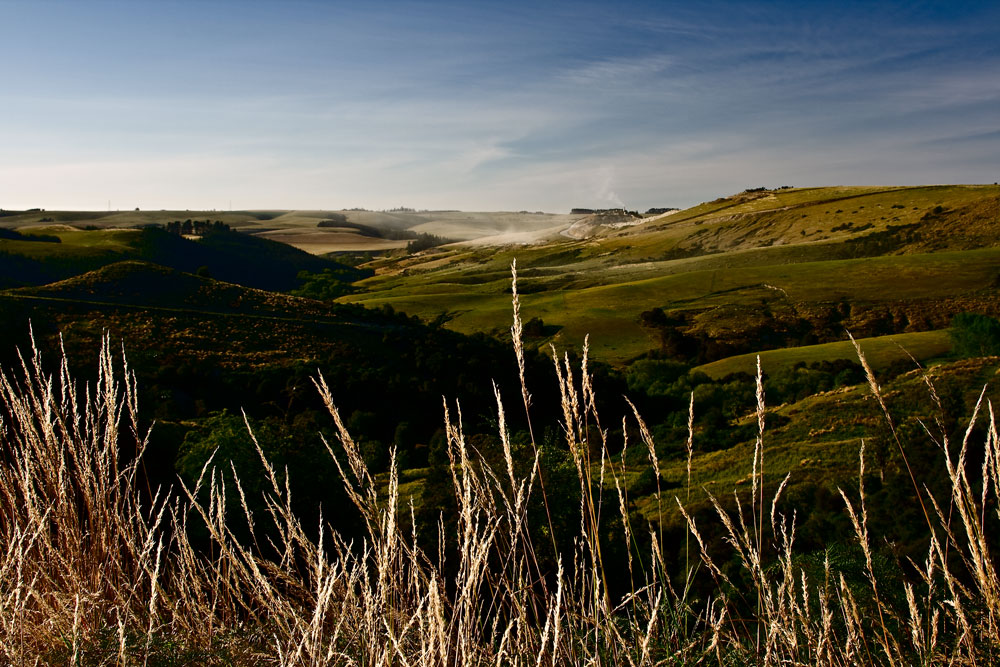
[6,260,335,319]
[0,229,141,259]
[610,353,1000,529]
[6,191,1000,663]
[385,344,1000,534]
[351,186,1000,532]
[347,247,1000,362]
[694,329,953,378]
[0,226,362,291]
[344,185,1000,363]
[358,189,1000,533]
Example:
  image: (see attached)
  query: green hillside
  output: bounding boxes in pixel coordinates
[694,329,953,379]
[0,262,552,489]
[0,225,368,291]
[343,185,1000,364]
[7,260,335,318]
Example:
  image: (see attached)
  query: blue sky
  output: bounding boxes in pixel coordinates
[2,0,998,212]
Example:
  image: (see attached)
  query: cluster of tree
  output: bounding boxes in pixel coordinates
[164,219,230,236]
[137,227,371,291]
[70,304,568,552]
[0,250,61,287]
[743,186,794,193]
[951,312,1000,357]
[638,307,793,364]
[830,221,874,233]
[319,219,383,236]
[637,301,942,364]
[626,307,1000,475]
[382,229,420,241]
[570,208,640,216]
[291,268,364,300]
[327,251,375,267]
[620,357,861,457]
[406,233,452,253]
[833,223,922,258]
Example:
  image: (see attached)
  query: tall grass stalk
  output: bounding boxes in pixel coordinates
[0,285,998,663]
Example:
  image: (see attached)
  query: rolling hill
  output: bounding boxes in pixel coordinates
[5,186,1000,651]
[342,184,1000,365]
[0,225,368,291]
[0,208,586,254]
[7,260,335,318]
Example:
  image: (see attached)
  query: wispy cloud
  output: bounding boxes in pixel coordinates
[1,0,998,211]
[919,129,1000,146]
[560,54,674,87]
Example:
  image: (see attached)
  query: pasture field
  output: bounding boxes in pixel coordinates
[346,247,1000,362]
[0,227,142,258]
[694,329,954,378]
[255,228,408,253]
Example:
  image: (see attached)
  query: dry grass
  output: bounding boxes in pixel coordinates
[0,267,999,664]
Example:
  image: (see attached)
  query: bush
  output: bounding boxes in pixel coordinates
[406,232,452,253]
[950,312,1000,357]
[291,267,360,300]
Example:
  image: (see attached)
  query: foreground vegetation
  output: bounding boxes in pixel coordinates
[2,276,998,665]
[2,185,1000,662]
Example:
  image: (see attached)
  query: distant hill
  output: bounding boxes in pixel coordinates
[9,260,335,318]
[606,184,1000,257]
[0,208,589,256]
[0,226,369,291]
[135,227,367,290]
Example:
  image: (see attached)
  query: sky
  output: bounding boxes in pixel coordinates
[2,0,999,212]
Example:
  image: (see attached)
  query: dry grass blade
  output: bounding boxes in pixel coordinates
[2,304,1000,664]
[849,331,934,534]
